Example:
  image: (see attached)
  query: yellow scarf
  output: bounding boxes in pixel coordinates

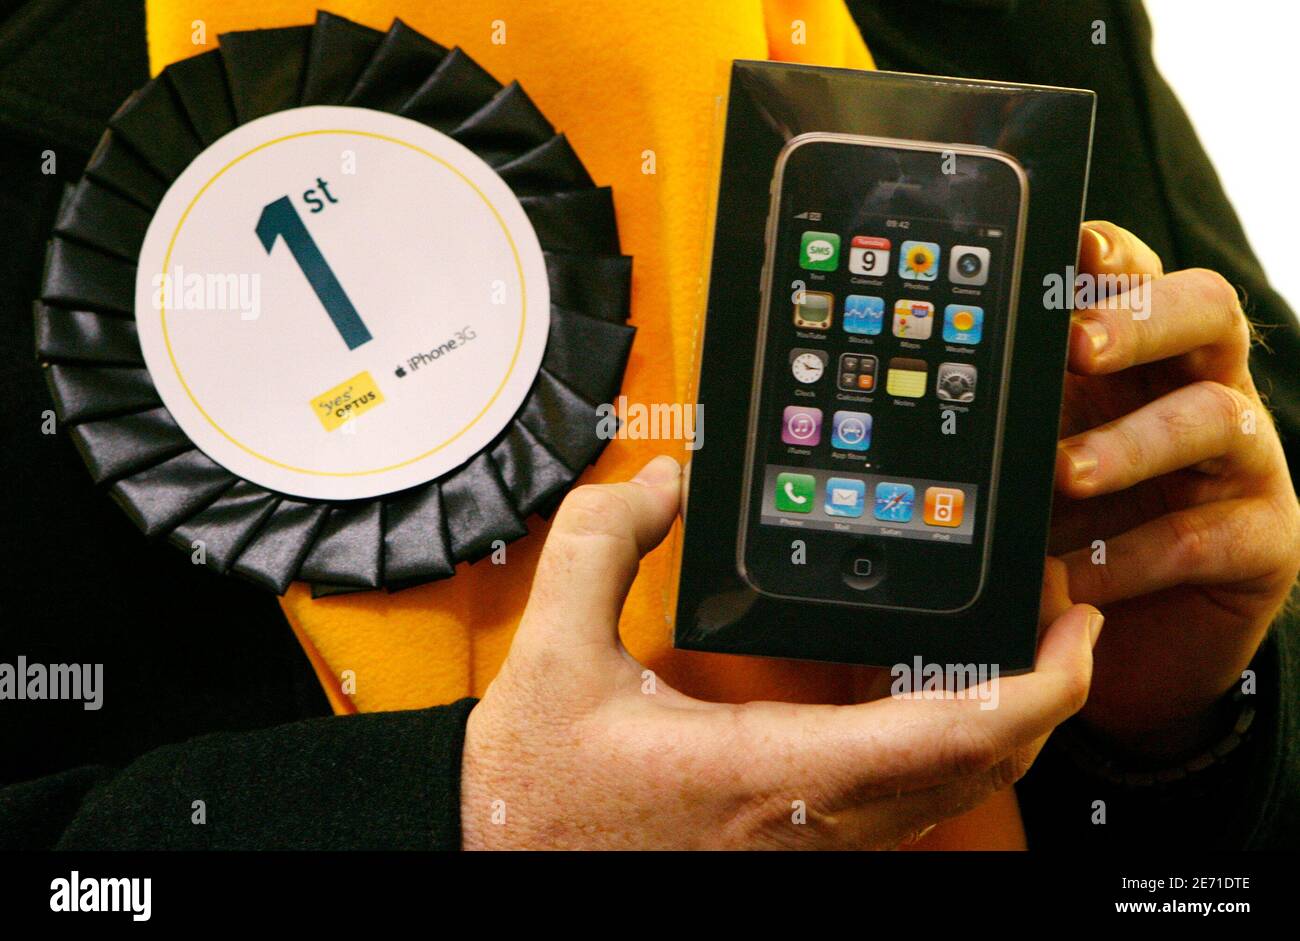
[147,0,1024,848]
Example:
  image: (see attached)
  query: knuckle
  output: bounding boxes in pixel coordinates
[1075,546,1116,599]
[1185,267,1241,314]
[1185,268,1249,349]
[1226,305,1253,353]
[1164,511,1211,571]
[901,786,984,840]
[553,485,635,542]
[1109,420,1149,473]
[1060,663,1093,716]
[719,792,810,849]
[1151,404,1197,443]
[714,705,857,849]
[987,748,1034,793]
[1193,380,1247,433]
[1286,510,1300,574]
[1252,493,1300,569]
[936,714,1001,780]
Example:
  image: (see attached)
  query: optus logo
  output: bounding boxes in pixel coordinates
[311,370,385,431]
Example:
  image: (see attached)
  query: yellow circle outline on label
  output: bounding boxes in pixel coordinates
[160,129,529,478]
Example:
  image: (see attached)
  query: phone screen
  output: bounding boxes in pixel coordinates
[738,135,1027,612]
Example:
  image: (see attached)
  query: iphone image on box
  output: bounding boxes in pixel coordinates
[737,134,1028,613]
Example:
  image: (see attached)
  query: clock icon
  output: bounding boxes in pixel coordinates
[790,348,828,384]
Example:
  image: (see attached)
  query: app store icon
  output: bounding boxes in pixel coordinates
[831,411,872,451]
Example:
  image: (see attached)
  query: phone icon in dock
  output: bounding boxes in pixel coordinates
[775,473,816,513]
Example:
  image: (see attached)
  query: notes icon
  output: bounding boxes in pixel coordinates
[886,357,928,398]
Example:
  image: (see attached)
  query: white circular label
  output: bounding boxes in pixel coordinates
[134,106,550,500]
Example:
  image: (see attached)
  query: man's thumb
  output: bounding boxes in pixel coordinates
[516,455,682,651]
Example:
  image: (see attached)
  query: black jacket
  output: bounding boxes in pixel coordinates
[0,0,1295,849]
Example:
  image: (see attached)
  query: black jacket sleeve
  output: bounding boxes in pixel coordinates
[0,699,477,849]
[1017,612,1300,849]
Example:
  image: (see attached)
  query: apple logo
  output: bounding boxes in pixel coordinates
[394,366,406,378]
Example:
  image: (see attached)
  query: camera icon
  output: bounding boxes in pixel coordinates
[948,245,990,286]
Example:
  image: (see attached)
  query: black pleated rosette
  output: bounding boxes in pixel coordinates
[37,12,634,596]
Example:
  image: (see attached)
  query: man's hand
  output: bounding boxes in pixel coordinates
[1052,221,1300,758]
[462,456,1102,849]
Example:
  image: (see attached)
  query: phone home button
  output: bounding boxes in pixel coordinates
[841,542,886,591]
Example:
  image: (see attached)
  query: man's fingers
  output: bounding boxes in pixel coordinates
[798,758,1039,850]
[1039,556,1073,628]
[1074,220,1162,363]
[1069,268,1251,385]
[1056,380,1273,498]
[1079,220,1163,280]
[864,602,1099,790]
[516,455,682,651]
[1062,497,1287,606]
[741,603,1101,799]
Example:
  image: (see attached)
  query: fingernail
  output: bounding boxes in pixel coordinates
[1086,610,1105,647]
[632,454,681,487]
[1086,225,1112,263]
[1060,443,1098,481]
[1076,318,1110,356]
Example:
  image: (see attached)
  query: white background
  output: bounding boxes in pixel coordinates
[1147,0,1298,317]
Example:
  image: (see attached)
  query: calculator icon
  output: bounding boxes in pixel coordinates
[837,353,878,392]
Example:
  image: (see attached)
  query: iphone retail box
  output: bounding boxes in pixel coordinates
[671,62,1095,672]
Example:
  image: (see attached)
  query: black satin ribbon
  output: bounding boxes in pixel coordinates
[230,498,330,594]
[36,13,636,596]
[34,305,142,365]
[521,188,620,254]
[491,421,574,517]
[544,251,633,323]
[399,48,501,131]
[54,179,151,261]
[110,449,235,537]
[346,19,447,111]
[299,501,384,589]
[517,370,609,471]
[168,481,281,574]
[497,134,594,194]
[166,49,238,147]
[85,130,168,208]
[109,77,204,180]
[451,82,554,167]
[301,12,384,106]
[382,481,455,589]
[543,306,635,404]
[46,364,160,423]
[220,26,312,123]
[42,239,135,313]
[441,453,528,563]
[69,407,190,483]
